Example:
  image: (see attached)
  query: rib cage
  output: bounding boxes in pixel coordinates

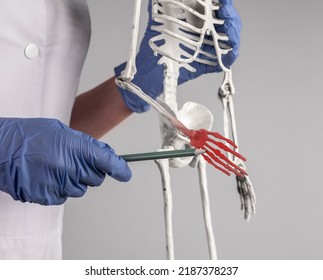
[149,0,231,70]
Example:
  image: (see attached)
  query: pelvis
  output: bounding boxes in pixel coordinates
[159,101,213,168]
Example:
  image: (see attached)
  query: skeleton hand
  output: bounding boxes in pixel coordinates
[115,0,242,113]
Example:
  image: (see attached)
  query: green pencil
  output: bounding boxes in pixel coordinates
[120,148,206,162]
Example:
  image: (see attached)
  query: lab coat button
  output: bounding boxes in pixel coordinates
[24,43,40,59]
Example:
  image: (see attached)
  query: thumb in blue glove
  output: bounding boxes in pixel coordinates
[0,118,132,205]
[115,0,242,113]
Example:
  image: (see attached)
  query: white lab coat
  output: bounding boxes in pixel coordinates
[0,0,91,259]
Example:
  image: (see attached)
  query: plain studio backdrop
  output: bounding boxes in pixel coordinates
[62,0,323,260]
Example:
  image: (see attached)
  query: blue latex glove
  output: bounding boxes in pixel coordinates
[0,118,132,205]
[115,0,242,113]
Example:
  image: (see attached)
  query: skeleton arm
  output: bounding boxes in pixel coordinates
[121,0,142,81]
[219,73,256,220]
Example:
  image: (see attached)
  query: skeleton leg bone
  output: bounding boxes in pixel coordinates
[155,149,175,260]
[197,156,217,260]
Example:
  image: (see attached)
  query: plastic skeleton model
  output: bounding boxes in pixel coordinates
[116,0,256,260]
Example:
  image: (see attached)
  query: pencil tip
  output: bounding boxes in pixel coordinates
[195,149,207,155]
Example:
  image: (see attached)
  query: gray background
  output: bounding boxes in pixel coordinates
[62,0,323,259]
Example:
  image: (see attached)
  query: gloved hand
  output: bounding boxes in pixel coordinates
[0,118,131,205]
[115,0,242,113]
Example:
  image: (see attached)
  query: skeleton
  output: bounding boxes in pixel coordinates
[116,0,256,259]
